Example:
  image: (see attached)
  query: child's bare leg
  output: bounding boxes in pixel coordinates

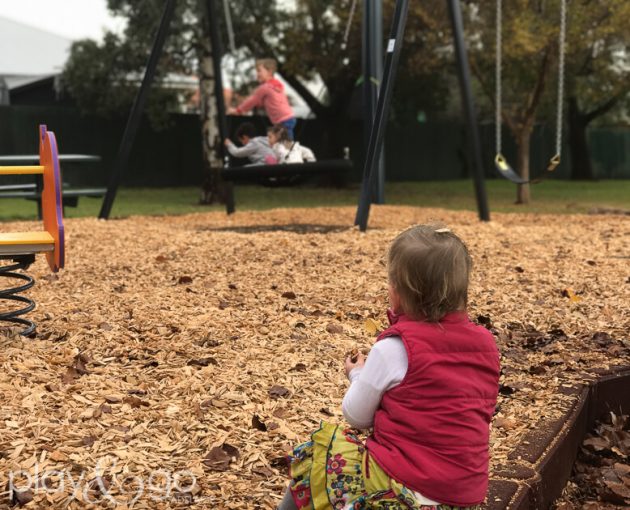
[276,486,298,510]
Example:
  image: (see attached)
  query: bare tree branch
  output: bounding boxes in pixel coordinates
[524,47,552,122]
[584,88,630,124]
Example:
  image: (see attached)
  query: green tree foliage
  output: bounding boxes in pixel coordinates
[61,1,453,170]
[60,0,629,202]
[466,0,566,203]
[62,0,228,203]
[61,20,182,128]
[466,0,630,201]
[564,0,630,179]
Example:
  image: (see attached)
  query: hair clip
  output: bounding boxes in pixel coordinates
[435,228,451,234]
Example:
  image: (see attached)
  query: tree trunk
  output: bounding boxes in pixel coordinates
[567,96,595,180]
[198,38,225,205]
[515,126,532,204]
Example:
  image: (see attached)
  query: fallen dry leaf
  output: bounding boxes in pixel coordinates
[203,447,231,472]
[123,396,149,408]
[326,323,344,334]
[269,385,291,399]
[252,414,267,432]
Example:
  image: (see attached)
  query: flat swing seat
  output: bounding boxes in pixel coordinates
[0,231,55,256]
[220,159,353,182]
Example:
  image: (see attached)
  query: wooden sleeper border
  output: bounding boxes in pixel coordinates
[484,366,630,509]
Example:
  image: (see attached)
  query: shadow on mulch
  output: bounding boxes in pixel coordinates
[197,224,355,235]
[588,207,630,216]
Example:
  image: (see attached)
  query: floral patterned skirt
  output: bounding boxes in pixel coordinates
[287,422,481,510]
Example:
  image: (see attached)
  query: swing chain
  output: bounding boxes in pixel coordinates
[495,0,503,157]
[551,0,567,168]
[496,0,566,171]
[222,0,236,54]
[342,0,360,50]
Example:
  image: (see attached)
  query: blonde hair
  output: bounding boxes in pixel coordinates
[267,124,291,146]
[256,58,277,73]
[388,224,472,322]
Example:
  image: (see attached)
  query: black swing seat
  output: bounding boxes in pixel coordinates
[220,159,353,182]
[494,153,528,184]
[494,153,560,185]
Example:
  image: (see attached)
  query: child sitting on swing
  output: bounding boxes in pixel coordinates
[277,224,500,510]
[224,122,275,166]
[265,125,316,165]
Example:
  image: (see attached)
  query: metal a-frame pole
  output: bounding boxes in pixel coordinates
[205,0,229,146]
[204,0,235,214]
[446,0,490,221]
[355,0,409,231]
[99,0,176,220]
[363,0,385,205]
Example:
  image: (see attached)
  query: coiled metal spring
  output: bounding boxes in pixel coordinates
[0,255,36,336]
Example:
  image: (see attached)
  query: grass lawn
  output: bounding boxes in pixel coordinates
[0,179,628,221]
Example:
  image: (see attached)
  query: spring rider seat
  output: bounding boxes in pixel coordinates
[0,125,65,335]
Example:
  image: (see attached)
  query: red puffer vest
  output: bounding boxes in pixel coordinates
[366,311,500,507]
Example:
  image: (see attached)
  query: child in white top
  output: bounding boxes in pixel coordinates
[266,124,316,165]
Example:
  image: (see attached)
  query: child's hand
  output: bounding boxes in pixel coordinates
[345,352,366,378]
[224,138,232,146]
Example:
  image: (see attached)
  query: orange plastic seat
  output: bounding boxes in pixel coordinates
[0,125,64,271]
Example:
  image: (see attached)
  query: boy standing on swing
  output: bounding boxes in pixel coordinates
[228,58,297,140]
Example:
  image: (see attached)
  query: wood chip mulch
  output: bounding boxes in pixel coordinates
[0,205,628,509]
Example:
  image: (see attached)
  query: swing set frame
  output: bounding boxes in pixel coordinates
[97,0,565,228]
[356,0,491,230]
[98,0,358,218]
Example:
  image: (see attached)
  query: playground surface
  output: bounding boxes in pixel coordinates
[0,205,628,508]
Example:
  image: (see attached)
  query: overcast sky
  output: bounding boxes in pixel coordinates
[0,0,125,41]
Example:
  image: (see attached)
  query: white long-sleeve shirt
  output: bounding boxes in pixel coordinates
[342,335,441,506]
[342,336,407,429]
[272,142,316,164]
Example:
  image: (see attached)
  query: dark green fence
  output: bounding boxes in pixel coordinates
[385,121,574,181]
[0,105,204,187]
[0,105,628,187]
[589,128,630,179]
